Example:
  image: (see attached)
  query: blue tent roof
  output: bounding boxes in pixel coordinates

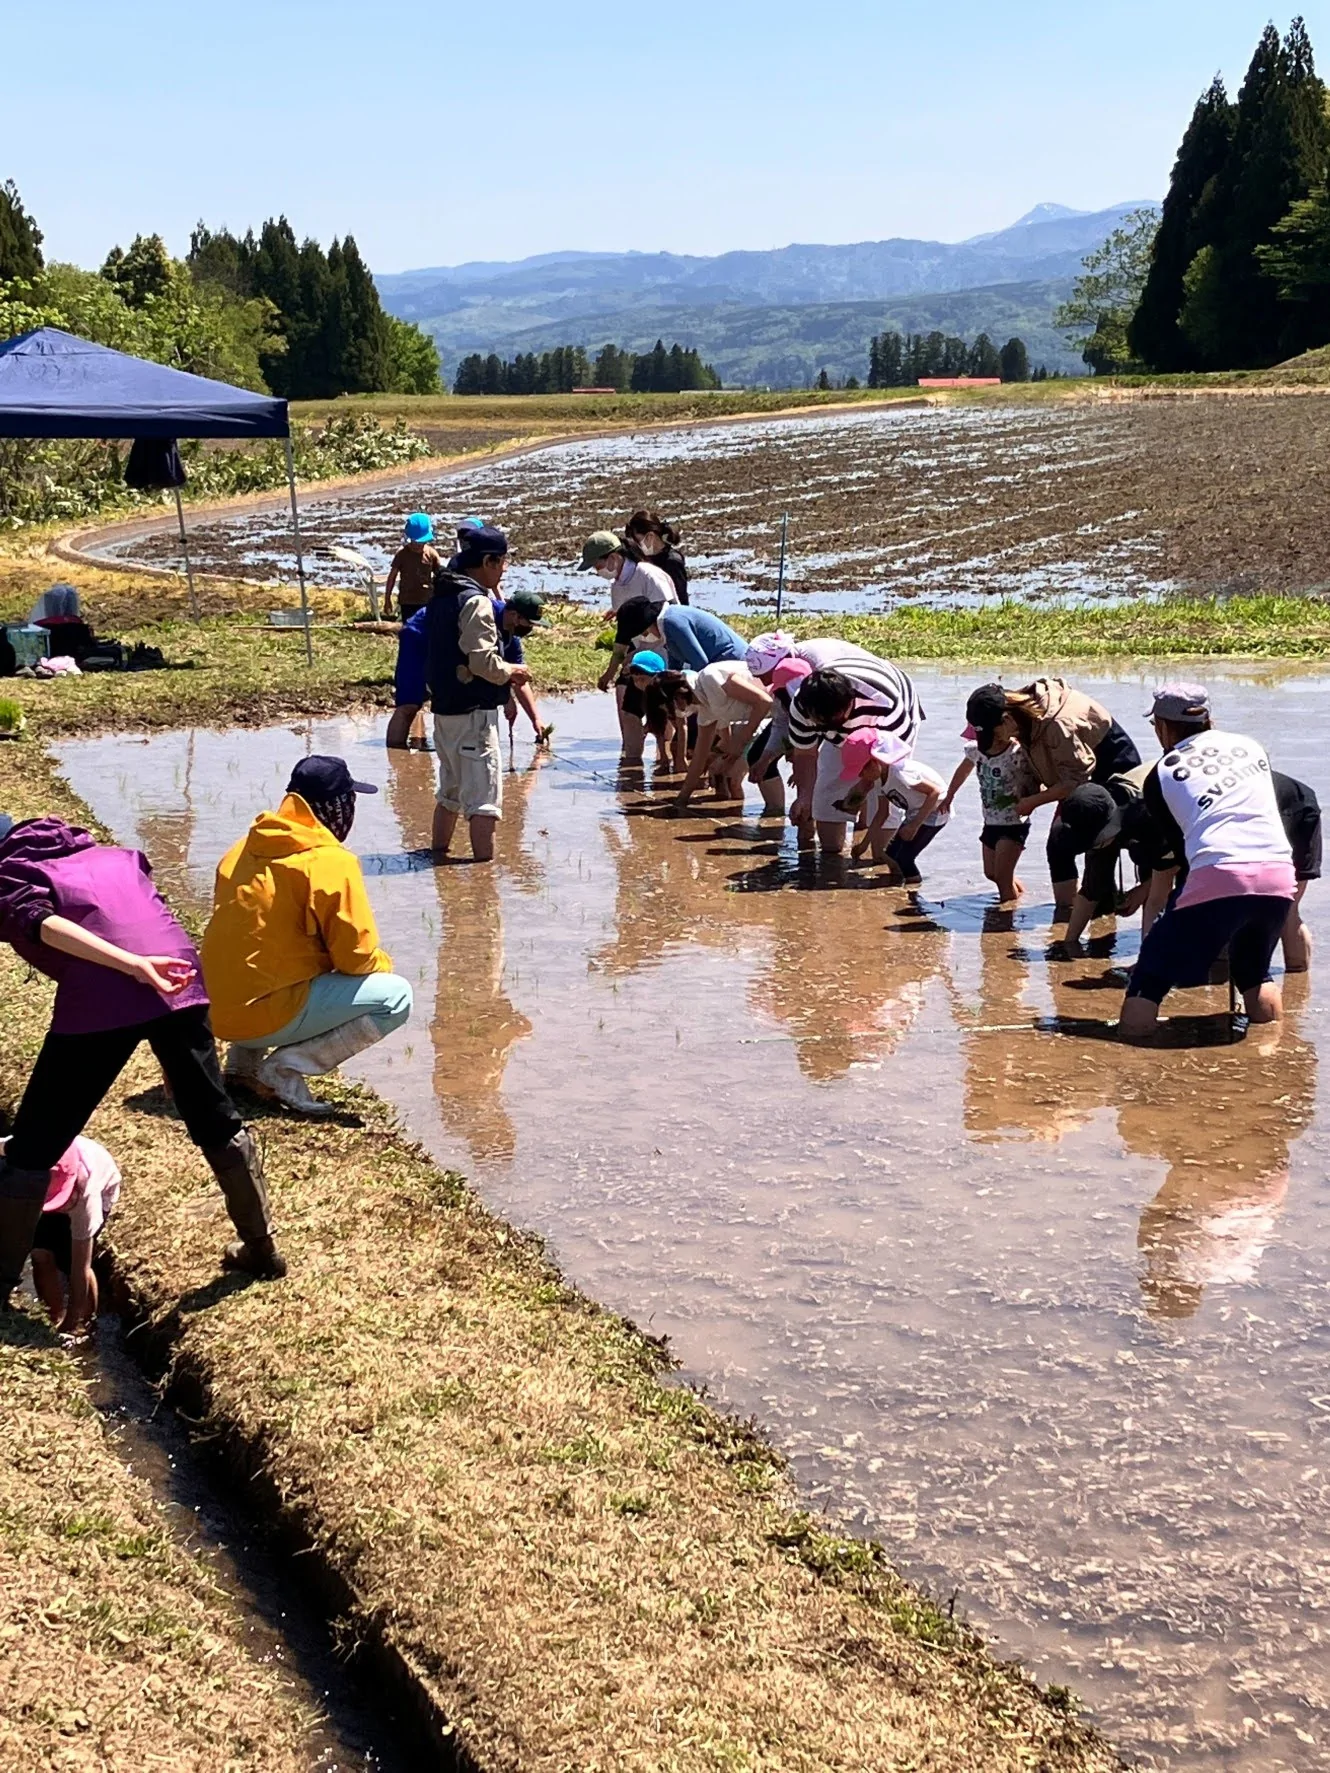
[0,327,289,440]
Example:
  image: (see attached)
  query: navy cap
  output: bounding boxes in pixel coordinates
[455,523,509,563]
[287,756,378,801]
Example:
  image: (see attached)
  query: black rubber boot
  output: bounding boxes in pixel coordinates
[0,1177,49,1307]
[201,1127,288,1280]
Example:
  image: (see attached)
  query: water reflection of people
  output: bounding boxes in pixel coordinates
[385,748,542,1165]
[592,798,946,1082]
[955,927,1317,1317]
[1122,1024,1315,1319]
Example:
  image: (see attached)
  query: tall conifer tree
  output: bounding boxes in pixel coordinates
[1129,77,1237,370]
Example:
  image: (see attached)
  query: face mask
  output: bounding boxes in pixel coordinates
[634,533,662,556]
[310,792,356,842]
[594,561,618,582]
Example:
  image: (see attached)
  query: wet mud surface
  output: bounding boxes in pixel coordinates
[111,398,1330,615]
[58,667,1330,1769]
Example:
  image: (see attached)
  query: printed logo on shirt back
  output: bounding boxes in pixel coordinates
[1165,742,1268,813]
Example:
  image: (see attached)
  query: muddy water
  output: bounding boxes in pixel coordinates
[57,667,1330,1770]
[104,397,1330,614]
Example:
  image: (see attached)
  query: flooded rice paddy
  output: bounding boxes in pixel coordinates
[58,667,1330,1769]
[110,397,1330,614]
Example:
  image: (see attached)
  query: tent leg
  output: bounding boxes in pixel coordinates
[173,485,200,623]
[284,437,313,667]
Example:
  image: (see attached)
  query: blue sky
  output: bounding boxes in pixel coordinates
[5,3,1327,273]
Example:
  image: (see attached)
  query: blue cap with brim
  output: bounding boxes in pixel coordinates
[403,512,434,543]
[0,814,13,845]
[628,650,667,674]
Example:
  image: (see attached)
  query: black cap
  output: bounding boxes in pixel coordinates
[965,683,1008,730]
[287,756,378,801]
[1058,784,1121,852]
[614,596,662,647]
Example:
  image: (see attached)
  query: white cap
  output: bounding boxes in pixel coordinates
[744,630,797,676]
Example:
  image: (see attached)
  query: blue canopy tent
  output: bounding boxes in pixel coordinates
[0,327,312,658]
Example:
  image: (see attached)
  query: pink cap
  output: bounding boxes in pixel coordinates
[961,722,978,740]
[43,1143,87,1215]
[771,656,812,694]
[838,730,881,781]
[839,729,910,781]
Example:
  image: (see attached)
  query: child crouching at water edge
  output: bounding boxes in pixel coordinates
[942,722,1042,904]
[0,1134,121,1338]
[834,731,949,881]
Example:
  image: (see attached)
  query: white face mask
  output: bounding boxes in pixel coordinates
[594,559,619,582]
[634,532,663,556]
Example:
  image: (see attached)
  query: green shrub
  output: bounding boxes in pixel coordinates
[0,414,432,528]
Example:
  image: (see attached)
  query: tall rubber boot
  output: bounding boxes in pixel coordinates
[201,1127,287,1280]
[0,1165,51,1307]
[254,1014,385,1118]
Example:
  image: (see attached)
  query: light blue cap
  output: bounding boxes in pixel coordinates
[628,650,667,674]
[403,512,434,543]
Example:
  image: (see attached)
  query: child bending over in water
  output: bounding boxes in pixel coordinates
[941,722,1042,904]
[833,732,949,883]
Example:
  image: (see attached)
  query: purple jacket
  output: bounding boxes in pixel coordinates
[0,817,208,1036]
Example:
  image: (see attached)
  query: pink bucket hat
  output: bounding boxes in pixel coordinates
[839,729,910,781]
[770,656,813,694]
[43,1143,87,1214]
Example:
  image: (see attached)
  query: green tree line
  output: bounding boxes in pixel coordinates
[0,182,441,397]
[454,337,721,395]
[1059,18,1330,373]
[867,329,1032,384]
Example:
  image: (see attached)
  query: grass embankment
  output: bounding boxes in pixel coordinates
[0,1318,318,1768]
[0,559,1122,1769]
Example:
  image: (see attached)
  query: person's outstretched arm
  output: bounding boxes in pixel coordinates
[942,756,974,811]
[39,916,195,994]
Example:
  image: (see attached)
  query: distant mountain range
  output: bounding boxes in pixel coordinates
[375,202,1155,386]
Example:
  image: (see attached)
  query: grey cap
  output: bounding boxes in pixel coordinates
[1147,682,1211,722]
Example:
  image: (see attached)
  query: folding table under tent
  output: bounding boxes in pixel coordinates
[0,326,314,661]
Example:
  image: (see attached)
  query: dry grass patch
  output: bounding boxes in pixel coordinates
[0,1317,321,1771]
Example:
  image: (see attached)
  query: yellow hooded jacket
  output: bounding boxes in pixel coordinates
[201,793,393,1042]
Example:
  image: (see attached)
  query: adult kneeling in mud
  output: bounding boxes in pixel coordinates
[964,678,1140,917]
[0,813,285,1299]
[1119,685,1297,1041]
[203,758,413,1117]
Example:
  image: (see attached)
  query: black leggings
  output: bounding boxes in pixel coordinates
[6,1005,241,1174]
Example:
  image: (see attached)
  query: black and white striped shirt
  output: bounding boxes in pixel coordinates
[787,656,923,751]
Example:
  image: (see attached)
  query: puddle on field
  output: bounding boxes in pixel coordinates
[56,666,1330,1770]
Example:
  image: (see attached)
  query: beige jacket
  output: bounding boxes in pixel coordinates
[457,589,514,688]
[1009,677,1112,792]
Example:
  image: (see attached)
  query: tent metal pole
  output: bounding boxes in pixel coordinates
[172,485,200,623]
[284,437,313,666]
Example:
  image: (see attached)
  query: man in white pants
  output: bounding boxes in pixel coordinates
[425,524,531,863]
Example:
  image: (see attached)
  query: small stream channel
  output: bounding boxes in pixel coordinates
[54,667,1330,1771]
[77,1310,414,1769]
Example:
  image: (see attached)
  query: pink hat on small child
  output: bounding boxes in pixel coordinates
[770,656,813,694]
[838,730,909,781]
[43,1144,87,1214]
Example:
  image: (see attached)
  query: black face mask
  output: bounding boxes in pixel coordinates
[308,792,356,842]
